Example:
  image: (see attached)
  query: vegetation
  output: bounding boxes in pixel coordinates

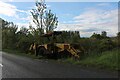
[0,0,119,71]
[1,17,119,70]
[3,49,40,59]
[1,0,81,53]
[64,48,119,70]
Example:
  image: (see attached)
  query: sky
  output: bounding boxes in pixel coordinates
[0,0,119,37]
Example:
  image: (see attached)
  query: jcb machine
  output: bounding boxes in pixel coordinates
[29,31,80,59]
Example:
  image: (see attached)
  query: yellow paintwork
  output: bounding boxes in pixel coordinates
[29,43,80,58]
[55,43,79,58]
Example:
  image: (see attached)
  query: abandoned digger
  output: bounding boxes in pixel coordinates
[29,31,83,59]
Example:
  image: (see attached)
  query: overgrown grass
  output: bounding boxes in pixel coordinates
[2,49,40,59]
[2,48,120,71]
[64,48,120,71]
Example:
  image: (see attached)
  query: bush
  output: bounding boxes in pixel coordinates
[77,48,119,70]
[99,39,114,52]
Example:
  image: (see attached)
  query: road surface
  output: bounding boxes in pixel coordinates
[1,52,118,78]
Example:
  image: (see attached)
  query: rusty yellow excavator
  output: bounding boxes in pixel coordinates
[29,31,81,59]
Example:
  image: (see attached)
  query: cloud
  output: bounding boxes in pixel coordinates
[0,0,119,2]
[16,23,29,31]
[1,0,119,2]
[46,4,51,8]
[97,3,110,6]
[56,23,82,31]
[0,1,32,31]
[9,0,14,2]
[56,8,118,37]
[0,1,31,29]
[0,1,28,18]
[74,8,118,36]
[0,1,17,16]
[0,1,118,37]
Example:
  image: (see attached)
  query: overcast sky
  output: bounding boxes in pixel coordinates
[0,0,119,37]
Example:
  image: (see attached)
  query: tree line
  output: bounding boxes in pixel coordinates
[1,18,120,56]
[1,18,81,52]
[1,0,120,57]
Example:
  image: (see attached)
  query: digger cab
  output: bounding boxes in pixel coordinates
[41,31,62,43]
[41,31,62,37]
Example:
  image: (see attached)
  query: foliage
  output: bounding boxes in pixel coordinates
[1,1,119,72]
[30,1,58,34]
[101,31,107,38]
[90,31,108,40]
[117,32,120,38]
[1,0,119,70]
[2,21,18,49]
[2,18,118,57]
[16,33,32,52]
[90,33,103,40]
[1,18,119,71]
[78,48,119,70]
[99,39,114,52]
[44,10,58,33]
[64,48,119,70]
[1,19,81,53]
[56,31,80,43]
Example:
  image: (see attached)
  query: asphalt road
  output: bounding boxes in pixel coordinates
[1,51,118,78]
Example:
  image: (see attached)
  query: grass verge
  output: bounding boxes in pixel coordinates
[2,49,40,59]
[63,48,120,71]
[2,48,120,71]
